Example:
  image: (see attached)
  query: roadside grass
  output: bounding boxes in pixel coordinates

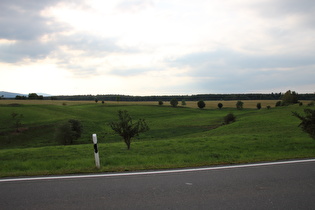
[0,101,314,177]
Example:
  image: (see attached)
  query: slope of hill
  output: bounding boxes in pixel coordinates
[0,91,26,98]
[0,91,52,98]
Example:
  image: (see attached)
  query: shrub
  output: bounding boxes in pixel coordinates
[307,101,314,107]
[170,98,178,107]
[292,109,315,140]
[282,90,299,105]
[267,105,271,110]
[197,100,206,109]
[224,113,236,124]
[236,101,243,110]
[181,100,186,106]
[256,103,261,110]
[275,101,282,107]
[158,100,163,105]
[218,103,223,109]
[68,119,83,139]
[55,119,83,145]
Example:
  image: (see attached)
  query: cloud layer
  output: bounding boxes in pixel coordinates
[1,0,314,95]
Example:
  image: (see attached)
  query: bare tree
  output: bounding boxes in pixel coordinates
[109,110,149,149]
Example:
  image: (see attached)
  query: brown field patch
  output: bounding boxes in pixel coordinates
[0,99,312,109]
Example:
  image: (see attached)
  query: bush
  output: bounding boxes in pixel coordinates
[181,100,186,106]
[224,113,236,124]
[267,105,271,110]
[256,103,261,110]
[236,101,243,110]
[197,100,206,109]
[170,98,178,107]
[307,101,314,107]
[68,119,83,139]
[158,101,163,105]
[292,109,315,140]
[275,101,281,107]
[218,103,223,109]
[282,90,299,105]
[55,119,83,145]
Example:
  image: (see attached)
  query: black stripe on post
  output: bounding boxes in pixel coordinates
[94,144,98,153]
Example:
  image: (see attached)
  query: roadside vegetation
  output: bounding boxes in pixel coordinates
[0,98,314,177]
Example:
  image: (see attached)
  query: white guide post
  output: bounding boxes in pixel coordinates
[92,134,100,169]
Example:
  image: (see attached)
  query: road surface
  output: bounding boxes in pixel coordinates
[1,159,315,209]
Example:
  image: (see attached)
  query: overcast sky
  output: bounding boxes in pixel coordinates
[1,0,315,96]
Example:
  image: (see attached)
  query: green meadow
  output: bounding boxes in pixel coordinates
[0,100,314,177]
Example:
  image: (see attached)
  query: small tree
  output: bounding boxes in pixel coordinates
[181,100,186,106]
[197,100,206,109]
[109,110,149,149]
[218,103,223,109]
[256,102,261,110]
[236,101,243,110]
[95,98,98,103]
[292,109,315,140]
[158,100,163,105]
[282,90,299,105]
[11,112,24,132]
[55,119,83,145]
[170,98,178,107]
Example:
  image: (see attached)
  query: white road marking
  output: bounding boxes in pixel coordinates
[1,159,315,183]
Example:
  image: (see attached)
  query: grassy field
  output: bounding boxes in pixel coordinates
[0,100,314,177]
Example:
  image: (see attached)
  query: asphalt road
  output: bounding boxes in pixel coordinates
[1,159,315,210]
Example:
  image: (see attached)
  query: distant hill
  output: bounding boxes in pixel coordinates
[0,91,27,98]
[0,91,52,98]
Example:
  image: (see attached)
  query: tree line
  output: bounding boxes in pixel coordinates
[33,92,315,101]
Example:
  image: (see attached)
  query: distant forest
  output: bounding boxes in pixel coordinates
[45,93,315,101]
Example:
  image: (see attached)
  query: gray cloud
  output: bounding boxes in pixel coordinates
[0,40,55,63]
[170,49,315,93]
[58,33,123,55]
[252,0,315,29]
[173,49,315,72]
[0,0,67,41]
[0,0,127,64]
[0,0,69,62]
